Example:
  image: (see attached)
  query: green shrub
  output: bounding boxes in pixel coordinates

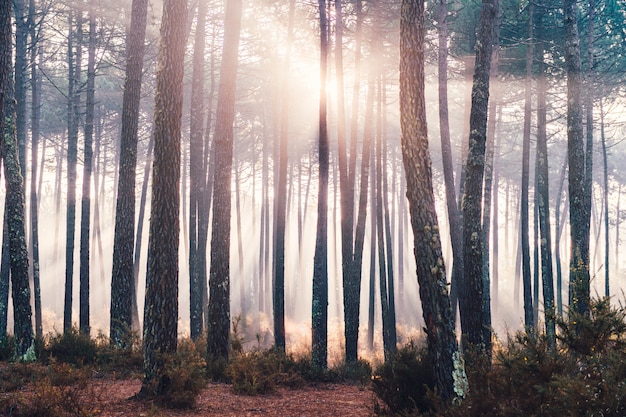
[333,358,372,385]
[0,334,14,360]
[372,340,434,415]
[427,298,626,417]
[142,338,207,409]
[94,332,143,377]
[227,348,304,394]
[46,329,97,366]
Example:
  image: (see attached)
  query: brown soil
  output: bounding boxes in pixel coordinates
[2,374,377,417]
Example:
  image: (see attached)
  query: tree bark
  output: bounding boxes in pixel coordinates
[188,0,208,341]
[535,6,556,348]
[64,10,82,333]
[400,0,465,401]
[600,97,609,296]
[520,2,534,331]
[79,1,96,336]
[564,0,590,317]
[0,2,34,357]
[142,0,187,390]
[207,0,243,365]
[273,0,295,354]
[312,0,329,370]
[29,0,42,339]
[437,0,463,328]
[460,0,498,355]
[111,0,149,347]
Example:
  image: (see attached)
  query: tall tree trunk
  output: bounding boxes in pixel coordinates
[375,79,393,360]
[0,212,9,341]
[132,133,153,332]
[312,0,329,370]
[64,11,82,333]
[79,2,96,336]
[141,0,187,391]
[565,0,590,317]
[481,18,500,350]
[600,97,609,297]
[337,0,359,364]
[437,0,463,326]
[520,1,534,331]
[367,151,376,352]
[554,155,567,317]
[13,0,27,182]
[188,0,208,341]
[381,83,397,357]
[207,0,243,365]
[400,0,465,401]
[584,0,594,278]
[535,7,556,348]
[491,145,499,316]
[29,0,42,339]
[273,0,295,354]
[200,36,217,331]
[0,6,34,357]
[460,0,498,355]
[111,0,149,347]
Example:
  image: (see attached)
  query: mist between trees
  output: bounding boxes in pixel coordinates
[0,0,625,393]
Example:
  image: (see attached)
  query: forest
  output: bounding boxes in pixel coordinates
[1,0,626,415]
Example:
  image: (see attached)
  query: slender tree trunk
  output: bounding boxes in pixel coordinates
[29,0,42,339]
[460,0,498,355]
[312,0,330,370]
[0,212,9,341]
[79,3,96,336]
[600,97,609,297]
[437,0,463,325]
[64,11,82,333]
[336,0,359,364]
[554,155,567,317]
[273,0,295,353]
[492,145,500,316]
[535,8,556,347]
[381,83,397,357]
[375,80,392,360]
[111,0,149,347]
[533,178,539,326]
[520,2,534,331]
[132,133,153,332]
[188,0,208,341]
[234,151,245,320]
[367,153,376,352]
[207,0,243,365]
[615,184,621,283]
[565,0,590,317]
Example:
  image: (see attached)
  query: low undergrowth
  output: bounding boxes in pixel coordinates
[372,297,626,417]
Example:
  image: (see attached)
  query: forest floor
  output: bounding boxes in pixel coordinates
[1,368,377,417]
